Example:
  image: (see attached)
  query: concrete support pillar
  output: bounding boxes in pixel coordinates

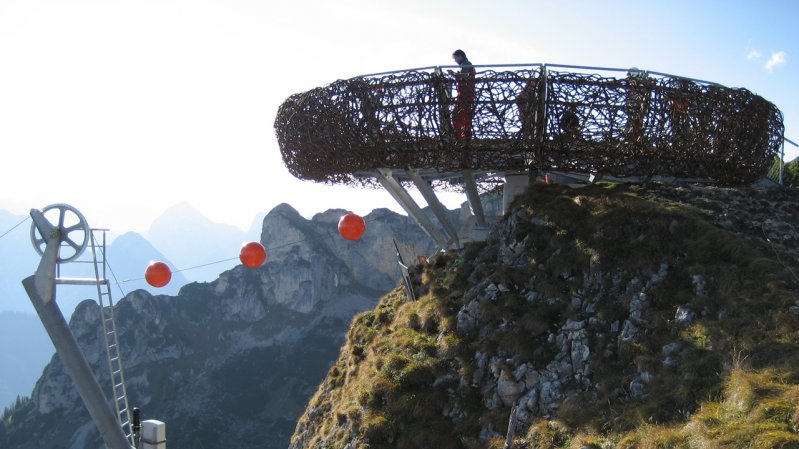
[503,172,530,215]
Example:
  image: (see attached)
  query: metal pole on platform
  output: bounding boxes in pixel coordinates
[536,64,550,175]
[780,139,785,185]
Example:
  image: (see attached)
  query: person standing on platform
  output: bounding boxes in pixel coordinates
[448,49,476,141]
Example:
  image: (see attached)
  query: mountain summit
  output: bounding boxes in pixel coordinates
[145,202,263,283]
[287,183,799,449]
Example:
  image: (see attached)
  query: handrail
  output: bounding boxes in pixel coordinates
[276,65,785,187]
[355,65,791,144]
[355,63,794,150]
[357,63,729,88]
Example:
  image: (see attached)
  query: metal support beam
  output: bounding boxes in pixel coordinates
[30,209,59,303]
[461,170,486,227]
[23,246,132,449]
[24,207,132,449]
[56,277,108,286]
[376,169,451,250]
[405,169,460,249]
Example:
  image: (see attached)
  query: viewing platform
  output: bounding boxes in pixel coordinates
[274,64,786,249]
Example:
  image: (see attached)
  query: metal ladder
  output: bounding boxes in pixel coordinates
[87,230,134,445]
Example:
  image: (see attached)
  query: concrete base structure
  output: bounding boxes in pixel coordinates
[503,172,530,215]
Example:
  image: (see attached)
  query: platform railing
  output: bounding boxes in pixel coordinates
[275,63,786,187]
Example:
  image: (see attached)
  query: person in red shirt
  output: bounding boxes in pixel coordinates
[448,49,476,141]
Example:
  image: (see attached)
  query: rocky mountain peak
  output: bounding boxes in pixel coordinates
[287,182,799,449]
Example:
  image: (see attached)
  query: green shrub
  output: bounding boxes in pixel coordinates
[781,159,799,187]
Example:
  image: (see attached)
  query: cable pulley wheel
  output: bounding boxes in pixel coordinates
[30,203,91,263]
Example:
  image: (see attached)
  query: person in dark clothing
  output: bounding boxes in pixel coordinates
[516,76,540,138]
[560,105,581,139]
[624,68,653,140]
[447,49,476,140]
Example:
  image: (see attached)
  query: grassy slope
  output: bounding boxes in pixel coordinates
[291,182,799,449]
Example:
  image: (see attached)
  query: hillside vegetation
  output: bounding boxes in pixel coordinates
[289,182,799,449]
[783,159,799,188]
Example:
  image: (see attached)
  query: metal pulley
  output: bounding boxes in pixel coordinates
[29,203,91,263]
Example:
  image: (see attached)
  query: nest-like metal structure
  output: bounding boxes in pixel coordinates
[275,66,784,186]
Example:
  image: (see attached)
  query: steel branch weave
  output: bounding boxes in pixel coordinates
[275,66,784,186]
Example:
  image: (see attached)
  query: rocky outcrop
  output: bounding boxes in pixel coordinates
[287,183,799,449]
[0,204,435,449]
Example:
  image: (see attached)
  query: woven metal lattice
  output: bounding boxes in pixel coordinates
[275,67,784,186]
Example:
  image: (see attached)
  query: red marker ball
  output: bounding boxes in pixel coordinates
[240,241,267,268]
[145,261,172,288]
[338,213,366,241]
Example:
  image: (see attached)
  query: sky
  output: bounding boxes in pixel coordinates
[0,0,796,235]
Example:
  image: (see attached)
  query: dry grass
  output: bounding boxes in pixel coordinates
[291,183,799,449]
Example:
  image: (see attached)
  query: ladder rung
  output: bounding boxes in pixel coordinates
[117,395,126,401]
[113,369,122,376]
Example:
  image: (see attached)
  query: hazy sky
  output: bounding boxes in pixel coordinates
[1,0,796,234]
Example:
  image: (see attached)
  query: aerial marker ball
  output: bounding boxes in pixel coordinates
[240,241,267,268]
[338,213,366,241]
[145,261,172,288]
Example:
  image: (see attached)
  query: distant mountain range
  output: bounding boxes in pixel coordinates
[0,203,264,410]
[0,311,53,411]
[0,202,441,449]
[143,202,265,284]
[0,209,44,315]
[0,203,265,315]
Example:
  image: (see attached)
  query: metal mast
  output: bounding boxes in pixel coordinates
[23,204,133,449]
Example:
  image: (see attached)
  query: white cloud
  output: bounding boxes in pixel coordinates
[765,51,787,71]
[747,49,761,60]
